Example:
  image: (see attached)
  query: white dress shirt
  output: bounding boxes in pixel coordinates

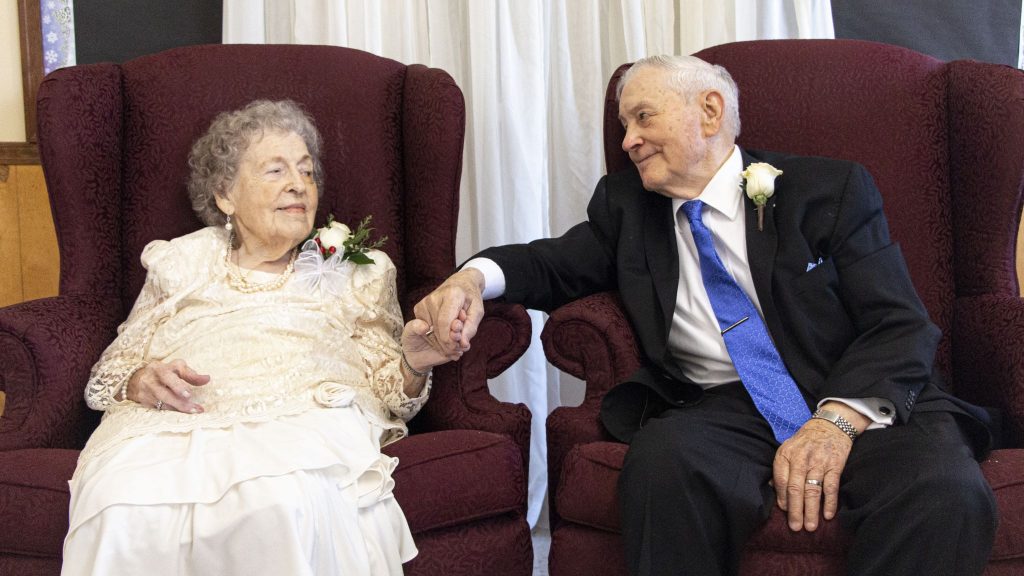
[466,145,894,429]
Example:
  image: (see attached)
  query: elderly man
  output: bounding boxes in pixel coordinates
[417,55,997,575]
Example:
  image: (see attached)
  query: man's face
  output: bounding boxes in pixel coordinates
[617,67,714,199]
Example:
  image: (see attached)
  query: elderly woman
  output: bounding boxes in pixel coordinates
[61,100,451,575]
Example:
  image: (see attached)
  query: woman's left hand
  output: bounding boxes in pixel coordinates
[401,317,460,377]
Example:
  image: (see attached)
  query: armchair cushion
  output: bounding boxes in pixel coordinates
[0,449,77,559]
[386,430,526,533]
[0,430,528,563]
[553,440,1024,573]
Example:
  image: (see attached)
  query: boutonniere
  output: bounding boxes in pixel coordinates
[742,162,783,231]
[295,215,387,295]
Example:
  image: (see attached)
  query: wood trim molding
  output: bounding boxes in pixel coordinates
[0,142,41,165]
[17,0,43,144]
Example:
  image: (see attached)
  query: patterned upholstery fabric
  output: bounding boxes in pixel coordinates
[549,39,1024,575]
[0,44,533,576]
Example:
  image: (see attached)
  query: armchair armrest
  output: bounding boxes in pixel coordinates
[954,294,1024,447]
[542,291,643,409]
[412,301,533,471]
[0,295,123,451]
[540,291,642,526]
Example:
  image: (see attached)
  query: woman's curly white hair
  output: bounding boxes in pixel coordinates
[187,99,325,226]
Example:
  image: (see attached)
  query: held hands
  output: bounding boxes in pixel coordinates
[126,359,210,414]
[772,403,868,532]
[412,268,486,360]
[401,319,456,375]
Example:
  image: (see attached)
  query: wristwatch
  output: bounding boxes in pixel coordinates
[812,408,858,441]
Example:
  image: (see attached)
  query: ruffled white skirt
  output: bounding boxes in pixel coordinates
[61,407,416,576]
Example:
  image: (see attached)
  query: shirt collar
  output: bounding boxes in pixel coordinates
[672,145,744,222]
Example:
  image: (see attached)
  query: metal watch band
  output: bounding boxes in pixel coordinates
[812,408,858,441]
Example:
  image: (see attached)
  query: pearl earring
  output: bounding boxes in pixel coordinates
[225,215,233,232]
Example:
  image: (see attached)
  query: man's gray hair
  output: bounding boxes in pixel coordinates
[187,99,325,227]
[616,55,741,139]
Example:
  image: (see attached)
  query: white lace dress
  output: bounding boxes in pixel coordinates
[61,227,428,576]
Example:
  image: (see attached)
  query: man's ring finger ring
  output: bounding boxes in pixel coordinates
[806,479,823,487]
[155,400,163,411]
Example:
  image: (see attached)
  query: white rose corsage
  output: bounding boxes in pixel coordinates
[741,162,783,232]
[294,215,387,297]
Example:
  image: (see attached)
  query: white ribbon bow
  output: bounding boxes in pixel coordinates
[294,239,355,300]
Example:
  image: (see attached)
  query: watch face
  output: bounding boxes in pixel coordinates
[812,409,857,439]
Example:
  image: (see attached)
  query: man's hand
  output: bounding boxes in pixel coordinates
[772,402,867,532]
[413,268,486,359]
[127,359,210,414]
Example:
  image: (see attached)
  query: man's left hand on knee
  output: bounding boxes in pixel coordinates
[772,404,865,532]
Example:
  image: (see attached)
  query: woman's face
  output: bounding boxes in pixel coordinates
[216,130,318,256]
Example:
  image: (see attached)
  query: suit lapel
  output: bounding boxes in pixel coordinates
[741,150,788,346]
[642,192,680,370]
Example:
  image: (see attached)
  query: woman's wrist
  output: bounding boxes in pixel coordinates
[118,363,148,404]
[401,350,431,378]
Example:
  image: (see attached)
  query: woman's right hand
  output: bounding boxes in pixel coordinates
[126,359,210,414]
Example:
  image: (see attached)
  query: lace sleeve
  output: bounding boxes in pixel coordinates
[352,256,431,422]
[85,241,177,410]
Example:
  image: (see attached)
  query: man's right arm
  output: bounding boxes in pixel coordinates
[414,175,621,357]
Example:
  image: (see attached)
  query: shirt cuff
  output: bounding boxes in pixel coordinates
[463,257,506,300]
[818,397,896,430]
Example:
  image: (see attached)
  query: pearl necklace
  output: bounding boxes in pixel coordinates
[225,239,297,294]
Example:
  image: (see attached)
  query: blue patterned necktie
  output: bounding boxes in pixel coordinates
[681,200,810,442]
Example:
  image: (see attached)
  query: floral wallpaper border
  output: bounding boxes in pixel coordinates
[40,0,76,75]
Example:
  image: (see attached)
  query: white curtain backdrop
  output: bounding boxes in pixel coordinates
[224,0,835,529]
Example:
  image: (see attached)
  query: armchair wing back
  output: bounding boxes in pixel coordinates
[545,39,1024,575]
[0,44,533,576]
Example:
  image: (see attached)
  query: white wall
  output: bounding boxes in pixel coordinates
[1,1,27,141]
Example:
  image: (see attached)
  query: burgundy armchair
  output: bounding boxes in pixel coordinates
[0,44,533,576]
[541,40,1024,575]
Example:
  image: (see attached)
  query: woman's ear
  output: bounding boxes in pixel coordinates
[214,187,235,216]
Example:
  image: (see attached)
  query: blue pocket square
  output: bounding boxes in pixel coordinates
[806,257,824,272]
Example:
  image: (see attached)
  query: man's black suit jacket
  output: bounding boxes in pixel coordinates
[479,149,993,454]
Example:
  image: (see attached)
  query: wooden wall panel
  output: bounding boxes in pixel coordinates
[0,164,57,308]
[0,164,24,307]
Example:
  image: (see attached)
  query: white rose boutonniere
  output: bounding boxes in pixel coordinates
[742,162,783,232]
